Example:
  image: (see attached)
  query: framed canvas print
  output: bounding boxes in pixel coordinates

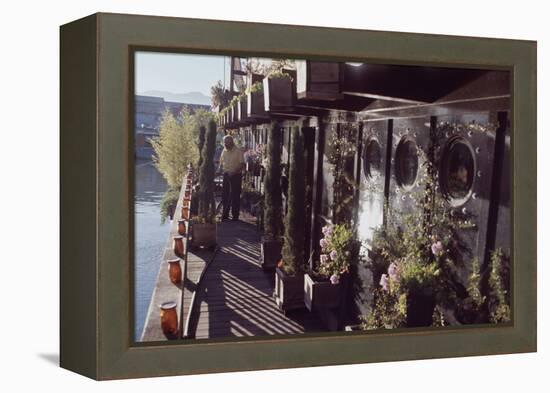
[60,12,537,380]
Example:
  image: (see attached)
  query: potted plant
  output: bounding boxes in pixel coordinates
[304,223,355,311]
[295,60,344,101]
[274,126,306,312]
[247,79,268,119]
[263,69,296,112]
[261,120,284,270]
[190,119,217,249]
[237,94,249,123]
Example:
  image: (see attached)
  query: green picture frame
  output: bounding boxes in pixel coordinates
[60,12,536,380]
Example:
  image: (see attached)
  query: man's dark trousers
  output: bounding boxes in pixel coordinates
[222,172,242,220]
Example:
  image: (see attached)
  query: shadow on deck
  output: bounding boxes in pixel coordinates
[186,216,324,339]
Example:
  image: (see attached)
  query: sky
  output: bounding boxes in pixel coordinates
[135,51,230,97]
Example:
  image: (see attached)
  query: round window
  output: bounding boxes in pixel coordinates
[440,137,475,203]
[363,139,382,179]
[395,137,419,189]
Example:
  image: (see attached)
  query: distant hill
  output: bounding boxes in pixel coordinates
[140,90,211,106]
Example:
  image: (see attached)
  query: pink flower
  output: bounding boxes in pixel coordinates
[320,254,329,265]
[388,262,399,281]
[330,274,340,285]
[431,241,444,256]
[379,274,389,291]
[322,225,333,237]
[320,239,328,249]
[329,250,338,260]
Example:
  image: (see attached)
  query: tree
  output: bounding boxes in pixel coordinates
[197,119,218,223]
[263,121,284,240]
[151,108,210,189]
[281,126,306,275]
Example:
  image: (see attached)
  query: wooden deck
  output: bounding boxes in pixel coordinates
[186,215,324,339]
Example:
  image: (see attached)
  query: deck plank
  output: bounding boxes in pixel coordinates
[187,214,325,339]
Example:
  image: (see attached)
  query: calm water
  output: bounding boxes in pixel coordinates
[134,160,171,340]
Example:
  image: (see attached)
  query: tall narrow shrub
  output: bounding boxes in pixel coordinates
[263,120,284,240]
[196,125,206,170]
[198,120,217,223]
[281,126,306,274]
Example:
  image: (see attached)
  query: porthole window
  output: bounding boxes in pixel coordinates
[440,137,475,204]
[363,139,382,179]
[395,137,419,189]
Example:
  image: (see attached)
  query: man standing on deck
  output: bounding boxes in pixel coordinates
[218,135,245,221]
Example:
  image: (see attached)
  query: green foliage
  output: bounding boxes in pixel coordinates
[328,124,359,224]
[197,125,206,169]
[361,148,510,329]
[267,70,293,81]
[247,81,263,94]
[263,121,284,240]
[197,120,218,224]
[280,126,306,275]
[362,152,466,327]
[210,80,233,108]
[151,108,210,189]
[464,257,486,314]
[159,187,180,223]
[488,248,511,323]
[361,288,407,330]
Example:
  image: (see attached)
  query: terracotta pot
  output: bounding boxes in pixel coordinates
[177,220,187,236]
[159,301,179,339]
[167,258,182,285]
[181,206,190,220]
[173,235,185,257]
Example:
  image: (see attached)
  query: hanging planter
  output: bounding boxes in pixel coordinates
[247,78,268,119]
[263,69,296,113]
[296,60,344,101]
[237,95,249,123]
